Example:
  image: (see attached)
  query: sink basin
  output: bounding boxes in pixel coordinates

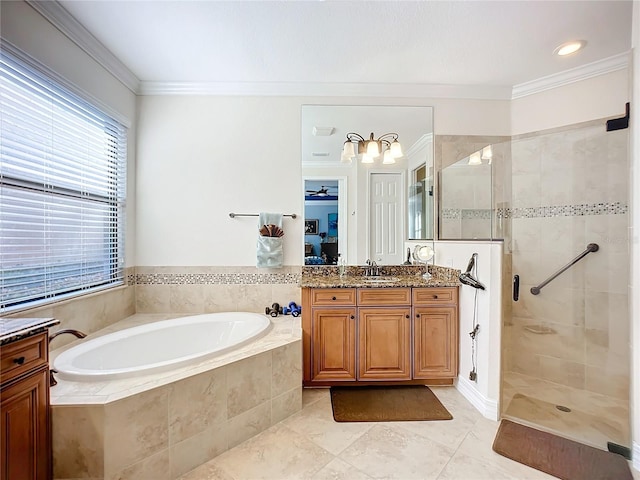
[362,276,400,283]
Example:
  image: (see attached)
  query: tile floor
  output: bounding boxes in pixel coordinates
[178,386,640,480]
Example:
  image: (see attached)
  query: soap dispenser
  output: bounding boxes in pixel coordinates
[338,254,346,277]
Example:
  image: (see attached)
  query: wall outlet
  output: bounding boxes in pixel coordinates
[445,258,454,267]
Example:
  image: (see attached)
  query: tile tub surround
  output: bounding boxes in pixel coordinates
[50,313,302,480]
[4,266,136,349]
[135,266,302,314]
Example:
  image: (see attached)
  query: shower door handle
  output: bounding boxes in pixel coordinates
[513,275,520,301]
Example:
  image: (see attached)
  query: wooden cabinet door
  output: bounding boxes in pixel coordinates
[358,307,411,380]
[311,307,357,382]
[1,367,50,480]
[413,306,458,379]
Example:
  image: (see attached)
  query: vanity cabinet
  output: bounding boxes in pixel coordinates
[412,287,459,379]
[302,286,459,386]
[0,332,51,480]
[357,289,411,381]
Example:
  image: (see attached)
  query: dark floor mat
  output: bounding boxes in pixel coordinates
[330,385,452,422]
[492,419,633,480]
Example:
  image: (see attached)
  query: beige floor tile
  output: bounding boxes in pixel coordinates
[437,451,529,480]
[310,458,373,480]
[282,395,373,455]
[205,423,333,479]
[338,423,454,479]
[302,387,329,408]
[177,385,638,480]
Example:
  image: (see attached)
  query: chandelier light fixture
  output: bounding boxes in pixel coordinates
[341,132,403,165]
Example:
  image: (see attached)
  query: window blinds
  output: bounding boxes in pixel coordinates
[0,49,127,311]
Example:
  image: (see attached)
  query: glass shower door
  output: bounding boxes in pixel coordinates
[502,121,630,451]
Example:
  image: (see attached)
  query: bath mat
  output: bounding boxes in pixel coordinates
[330,385,452,422]
[492,419,633,480]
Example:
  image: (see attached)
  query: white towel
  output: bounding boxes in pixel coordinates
[257,212,283,268]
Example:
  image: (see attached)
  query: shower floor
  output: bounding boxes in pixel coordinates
[502,372,630,451]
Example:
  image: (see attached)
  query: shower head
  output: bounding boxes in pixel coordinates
[459,253,485,290]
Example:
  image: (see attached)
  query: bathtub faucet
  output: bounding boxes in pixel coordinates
[49,328,87,342]
[48,329,87,387]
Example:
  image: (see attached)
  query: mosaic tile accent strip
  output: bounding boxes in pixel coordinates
[135,272,301,286]
[497,202,628,219]
[441,209,461,220]
[461,209,492,220]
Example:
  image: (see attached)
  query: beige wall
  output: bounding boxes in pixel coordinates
[511,69,629,136]
[135,96,510,267]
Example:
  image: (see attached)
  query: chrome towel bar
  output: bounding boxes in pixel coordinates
[229,213,297,218]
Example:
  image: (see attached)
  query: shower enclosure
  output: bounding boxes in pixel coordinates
[502,120,630,450]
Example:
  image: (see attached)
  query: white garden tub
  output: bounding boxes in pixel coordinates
[53,312,271,381]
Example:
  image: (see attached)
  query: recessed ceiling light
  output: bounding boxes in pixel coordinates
[554,40,587,56]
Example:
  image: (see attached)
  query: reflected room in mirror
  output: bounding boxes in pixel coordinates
[301,105,434,265]
[304,180,340,265]
[439,146,493,240]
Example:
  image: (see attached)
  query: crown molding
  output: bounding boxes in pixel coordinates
[404,133,434,158]
[26,0,140,94]
[138,80,513,99]
[511,52,630,99]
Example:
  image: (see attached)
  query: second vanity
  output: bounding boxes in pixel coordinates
[301,265,461,387]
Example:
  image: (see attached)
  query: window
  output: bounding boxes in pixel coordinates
[0,48,127,312]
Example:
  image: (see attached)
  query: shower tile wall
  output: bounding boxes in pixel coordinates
[135,266,302,314]
[505,121,629,401]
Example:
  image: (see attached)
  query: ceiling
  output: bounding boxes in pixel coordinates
[53,0,633,97]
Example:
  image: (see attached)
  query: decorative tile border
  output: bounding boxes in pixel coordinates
[497,202,628,219]
[462,209,492,220]
[441,209,461,220]
[135,272,301,286]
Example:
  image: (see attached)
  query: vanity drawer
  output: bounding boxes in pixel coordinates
[412,287,458,305]
[311,288,356,306]
[0,332,48,385]
[358,288,411,306]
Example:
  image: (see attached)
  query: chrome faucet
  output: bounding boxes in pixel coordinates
[49,329,87,342]
[365,259,380,276]
[49,329,87,387]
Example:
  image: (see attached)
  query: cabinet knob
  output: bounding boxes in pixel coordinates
[433,295,438,299]
[416,313,421,318]
[405,314,410,319]
[350,315,355,320]
[13,356,25,365]
[332,296,337,301]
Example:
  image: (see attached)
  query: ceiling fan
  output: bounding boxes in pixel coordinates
[305,186,334,197]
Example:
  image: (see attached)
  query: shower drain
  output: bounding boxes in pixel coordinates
[555,405,572,412]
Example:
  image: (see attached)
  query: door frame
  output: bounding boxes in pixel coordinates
[302,175,348,264]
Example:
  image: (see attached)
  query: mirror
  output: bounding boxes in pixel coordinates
[439,146,494,240]
[302,105,433,265]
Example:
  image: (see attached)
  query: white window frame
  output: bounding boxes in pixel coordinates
[0,45,127,312]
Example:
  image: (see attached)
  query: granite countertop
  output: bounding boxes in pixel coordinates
[0,317,60,345]
[300,264,461,289]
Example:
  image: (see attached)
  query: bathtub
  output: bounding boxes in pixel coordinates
[53,312,271,381]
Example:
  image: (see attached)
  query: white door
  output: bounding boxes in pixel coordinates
[369,173,404,265]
